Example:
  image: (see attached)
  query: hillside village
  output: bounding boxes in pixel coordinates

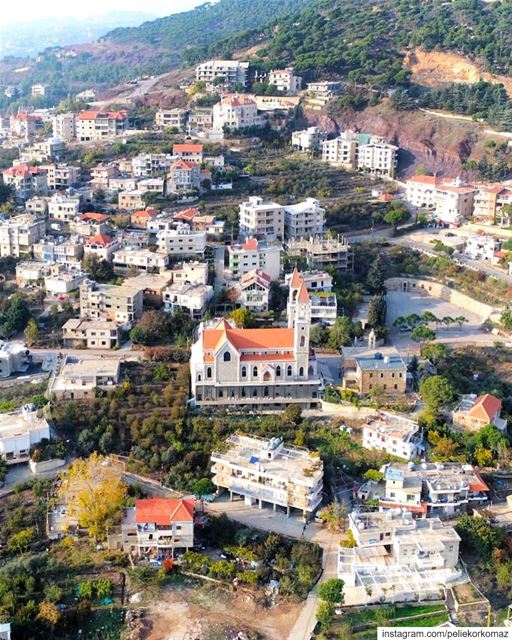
[2,2,512,640]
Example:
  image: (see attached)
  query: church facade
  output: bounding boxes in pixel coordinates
[190,269,322,408]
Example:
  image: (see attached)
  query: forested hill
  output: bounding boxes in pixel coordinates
[104,0,317,50]
[190,0,512,86]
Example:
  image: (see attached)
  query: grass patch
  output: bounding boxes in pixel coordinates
[62,607,124,640]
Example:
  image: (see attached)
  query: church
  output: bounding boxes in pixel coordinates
[190,269,322,409]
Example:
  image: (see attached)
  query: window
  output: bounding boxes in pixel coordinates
[299,367,304,377]
[287,365,292,377]
[276,366,281,377]
[197,374,202,382]
[300,335,305,347]
[253,366,258,377]
[241,366,247,378]
[223,351,231,362]
[206,367,212,379]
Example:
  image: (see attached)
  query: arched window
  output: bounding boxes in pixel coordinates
[253,366,258,377]
[223,351,231,362]
[300,335,306,347]
[287,365,292,377]
[263,371,271,382]
[308,366,314,376]
[292,289,298,301]
[252,389,258,397]
[276,366,281,377]
[197,374,202,382]
[241,387,246,397]
[241,366,247,378]
[264,386,269,397]
[206,367,212,378]
[299,366,304,377]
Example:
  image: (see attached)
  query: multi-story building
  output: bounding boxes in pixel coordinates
[2,164,48,201]
[20,138,66,164]
[0,404,50,465]
[452,393,507,433]
[25,196,49,216]
[287,235,353,271]
[44,267,88,295]
[132,153,175,178]
[121,497,195,556]
[284,198,325,239]
[322,131,398,178]
[49,356,120,399]
[322,133,358,168]
[9,112,41,140]
[285,269,337,324]
[195,60,249,88]
[239,196,285,241]
[237,269,271,312]
[211,434,323,517]
[291,127,328,152]
[118,190,145,211]
[113,247,169,274]
[464,235,501,262]
[156,223,206,257]
[173,143,203,165]
[41,163,79,191]
[434,179,476,226]
[0,214,46,257]
[171,260,209,286]
[75,110,128,141]
[306,81,344,98]
[52,112,76,140]
[0,342,32,378]
[155,108,188,131]
[71,213,110,237]
[267,67,302,94]
[47,194,81,221]
[31,83,46,97]
[338,510,461,604]
[286,270,333,293]
[362,411,425,460]
[404,175,441,210]
[62,318,120,349]
[162,282,214,319]
[188,107,213,132]
[131,207,158,229]
[79,279,144,325]
[212,95,260,132]
[341,346,407,397]
[167,159,202,193]
[15,261,53,286]
[227,238,281,281]
[190,270,322,409]
[473,184,512,226]
[137,178,165,195]
[84,233,120,262]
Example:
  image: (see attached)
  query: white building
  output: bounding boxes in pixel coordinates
[362,411,425,460]
[0,404,50,465]
[0,342,32,378]
[212,95,261,132]
[338,510,461,605]
[155,108,188,131]
[237,269,271,312]
[464,235,501,261]
[196,60,249,88]
[227,238,281,281]
[267,67,302,94]
[113,247,169,273]
[132,153,175,178]
[287,235,353,271]
[16,260,53,286]
[52,112,76,140]
[286,269,336,324]
[34,235,84,266]
[322,131,398,178]
[239,196,285,241]
[156,224,206,257]
[84,233,120,262]
[405,175,476,226]
[62,318,120,349]
[79,279,144,325]
[0,623,10,640]
[171,260,209,285]
[0,214,46,257]
[473,184,512,226]
[306,80,343,98]
[48,194,81,221]
[42,163,79,191]
[31,83,46,97]
[284,198,325,239]
[190,270,322,409]
[49,356,121,399]
[2,164,47,201]
[211,434,323,517]
[291,127,328,152]
[162,282,213,319]
[44,268,88,295]
[75,109,128,142]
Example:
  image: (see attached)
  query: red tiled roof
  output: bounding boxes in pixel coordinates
[203,325,295,351]
[81,212,109,222]
[86,233,113,246]
[242,238,258,251]
[239,353,294,361]
[377,193,395,202]
[468,394,502,422]
[297,281,310,303]
[170,159,196,171]
[78,110,127,121]
[135,497,195,525]
[132,208,158,219]
[174,207,200,222]
[469,467,490,493]
[289,267,302,289]
[222,95,256,107]
[3,163,43,178]
[406,175,440,185]
[173,144,203,153]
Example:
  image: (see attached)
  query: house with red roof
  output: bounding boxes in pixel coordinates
[227,237,281,280]
[452,393,507,433]
[172,143,203,164]
[130,207,158,229]
[405,175,476,226]
[190,269,321,409]
[2,163,48,200]
[212,94,262,132]
[167,159,202,194]
[121,497,195,556]
[84,233,120,261]
[76,109,128,142]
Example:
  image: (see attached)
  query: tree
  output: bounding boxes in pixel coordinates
[1,294,30,337]
[194,477,216,511]
[310,323,327,346]
[0,457,6,483]
[24,319,40,347]
[421,343,448,366]
[419,375,458,413]
[82,254,114,282]
[327,316,354,349]
[317,502,348,532]
[367,294,387,328]
[318,578,345,604]
[230,307,255,328]
[130,310,169,345]
[500,309,512,331]
[366,255,385,294]
[384,204,409,230]
[37,601,60,628]
[411,325,436,346]
[317,601,335,631]
[456,513,507,560]
[59,453,127,540]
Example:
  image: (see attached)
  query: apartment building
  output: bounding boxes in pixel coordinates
[237,269,271,312]
[118,190,145,211]
[404,175,440,210]
[341,346,407,397]
[287,235,353,271]
[473,184,512,226]
[9,112,41,140]
[162,282,213,319]
[75,110,128,141]
[71,213,110,237]
[0,342,32,378]
[267,67,302,94]
[155,108,188,131]
[322,131,398,178]
[84,233,120,262]
[211,434,323,517]
[2,164,48,200]
[25,196,49,216]
[31,83,46,97]
[0,404,50,465]
[239,196,285,241]
[188,107,213,132]
[227,238,282,280]
[285,270,333,293]
[132,153,174,178]
[338,510,461,604]
[138,178,165,195]
[173,143,203,164]
[195,60,249,88]
[322,133,358,168]
[20,138,66,164]
[167,160,202,193]
[464,235,501,261]
[362,412,425,460]
[306,81,343,98]
[113,247,169,274]
[284,198,325,239]
[41,163,79,191]
[452,393,507,433]
[434,179,476,226]
[190,270,322,409]
[62,318,120,349]
[0,214,46,257]
[212,95,260,132]
[52,112,76,140]
[15,261,53,286]
[49,356,120,399]
[121,497,195,557]
[171,261,209,285]
[44,267,88,295]
[285,269,336,323]
[291,127,328,152]
[47,194,81,221]
[156,224,206,257]
[79,279,144,325]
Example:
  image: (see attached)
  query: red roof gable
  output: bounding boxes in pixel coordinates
[468,394,502,422]
[170,159,196,171]
[135,497,195,525]
[174,207,200,222]
[81,212,109,222]
[86,233,113,246]
[242,238,258,251]
[173,144,203,153]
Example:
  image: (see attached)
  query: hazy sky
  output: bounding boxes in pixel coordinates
[0,0,206,26]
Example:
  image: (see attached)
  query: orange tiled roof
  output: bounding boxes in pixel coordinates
[223,95,256,107]
[81,212,109,222]
[239,353,294,361]
[78,110,127,121]
[3,163,43,178]
[174,207,200,222]
[406,175,440,185]
[297,281,310,303]
[86,233,113,246]
[173,143,203,153]
[377,193,395,202]
[469,468,490,493]
[468,394,502,422]
[203,325,294,351]
[289,267,302,289]
[132,208,158,219]
[242,238,258,251]
[170,159,196,171]
[135,497,195,525]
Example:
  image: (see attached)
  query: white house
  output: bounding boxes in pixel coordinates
[0,405,50,465]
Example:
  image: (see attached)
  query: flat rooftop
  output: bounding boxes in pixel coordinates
[384,462,488,493]
[0,408,48,438]
[351,510,460,542]
[212,433,323,485]
[364,412,419,441]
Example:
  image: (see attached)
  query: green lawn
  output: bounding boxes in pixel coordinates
[62,607,124,640]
